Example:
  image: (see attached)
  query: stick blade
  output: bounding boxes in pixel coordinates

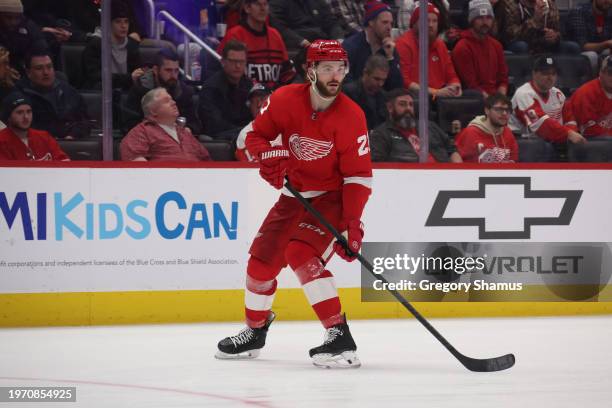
[459,353,515,372]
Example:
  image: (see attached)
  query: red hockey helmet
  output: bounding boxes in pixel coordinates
[306,40,348,66]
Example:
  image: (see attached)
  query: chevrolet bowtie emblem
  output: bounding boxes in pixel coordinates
[425,177,582,239]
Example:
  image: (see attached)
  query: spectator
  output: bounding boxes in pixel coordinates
[496,0,579,54]
[396,0,451,36]
[124,49,200,134]
[235,83,279,161]
[269,0,344,51]
[0,92,69,160]
[0,0,48,76]
[456,93,518,162]
[0,46,18,103]
[396,2,462,97]
[198,40,253,140]
[567,55,612,138]
[510,56,586,145]
[343,55,389,130]
[452,0,508,98]
[370,88,463,162]
[120,88,211,162]
[343,0,403,91]
[16,50,90,139]
[567,0,612,72]
[81,0,141,90]
[218,0,295,89]
[326,0,365,37]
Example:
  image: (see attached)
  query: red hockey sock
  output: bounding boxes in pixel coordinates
[244,256,280,328]
[285,240,343,328]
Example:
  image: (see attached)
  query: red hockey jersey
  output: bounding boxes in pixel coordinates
[0,128,69,161]
[246,83,372,199]
[566,79,612,138]
[509,82,575,143]
[217,24,295,89]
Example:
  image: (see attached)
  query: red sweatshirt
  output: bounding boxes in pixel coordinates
[451,30,508,95]
[396,30,460,90]
[566,79,612,138]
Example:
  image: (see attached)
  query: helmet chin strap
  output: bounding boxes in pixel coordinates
[308,69,338,103]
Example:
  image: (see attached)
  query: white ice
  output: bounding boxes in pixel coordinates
[1,315,611,408]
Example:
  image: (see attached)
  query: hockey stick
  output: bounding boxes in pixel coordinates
[284,180,515,372]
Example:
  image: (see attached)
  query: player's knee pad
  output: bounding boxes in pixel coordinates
[286,240,331,285]
[246,256,280,294]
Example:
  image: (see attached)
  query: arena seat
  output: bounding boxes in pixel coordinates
[80,92,102,126]
[59,43,87,88]
[201,140,236,161]
[505,54,533,95]
[554,54,593,95]
[568,137,612,162]
[436,97,484,135]
[516,136,557,162]
[58,139,103,161]
[139,47,162,66]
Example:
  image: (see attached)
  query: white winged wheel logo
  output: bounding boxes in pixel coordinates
[288,134,334,161]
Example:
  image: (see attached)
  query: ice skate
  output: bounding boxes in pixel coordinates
[309,316,361,368]
[215,312,275,359]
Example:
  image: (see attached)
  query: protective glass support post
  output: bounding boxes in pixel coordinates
[417,0,430,163]
[184,35,191,78]
[157,11,221,62]
[144,0,156,38]
[101,0,113,161]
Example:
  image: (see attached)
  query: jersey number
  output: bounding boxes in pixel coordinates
[357,134,370,156]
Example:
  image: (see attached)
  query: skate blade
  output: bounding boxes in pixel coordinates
[215,349,261,360]
[311,351,361,369]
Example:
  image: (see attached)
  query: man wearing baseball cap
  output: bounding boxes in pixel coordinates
[0,91,69,160]
[567,55,612,138]
[343,0,404,91]
[510,55,586,146]
[452,0,509,98]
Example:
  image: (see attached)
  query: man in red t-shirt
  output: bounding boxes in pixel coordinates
[0,92,69,161]
[456,93,519,162]
[396,2,462,98]
[216,40,372,369]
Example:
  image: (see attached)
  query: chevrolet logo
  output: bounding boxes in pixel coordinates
[425,177,582,239]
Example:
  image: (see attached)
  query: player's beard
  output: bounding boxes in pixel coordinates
[393,112,416,130]
[315,79,341,98]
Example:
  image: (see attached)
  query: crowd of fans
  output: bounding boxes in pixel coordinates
[0,0,610,163]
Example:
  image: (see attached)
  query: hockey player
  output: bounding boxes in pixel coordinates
[216,40,372,368]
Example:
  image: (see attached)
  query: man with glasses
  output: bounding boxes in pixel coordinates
[216,40,371,369]
[456,93,519,162]
[198,39,253,140]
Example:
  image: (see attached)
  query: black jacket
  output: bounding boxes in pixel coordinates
[370,119,457,162]
[198,71,253,140]
[343,80,388,131]
[269,0,344,50]
[16,78,91,139]
[81,36,141,90]
[0,18,48,76]
[123,75,200,134]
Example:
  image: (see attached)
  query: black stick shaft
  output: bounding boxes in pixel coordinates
[284,181,465,360]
